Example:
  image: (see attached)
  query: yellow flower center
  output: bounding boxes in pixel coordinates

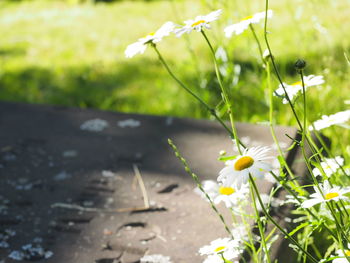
[219,186,235,195]
[144,32,155,38]
[291,81,302,86]
[345,250,350,257]
[234,156,254,171]
[214,246,226,252]
[325,192,339,200]
[191,20,205,27]
[241,15,253,21]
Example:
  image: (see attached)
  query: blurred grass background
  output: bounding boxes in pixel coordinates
[0,0,349,128]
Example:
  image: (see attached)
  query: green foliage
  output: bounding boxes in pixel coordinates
[0,0,349,129]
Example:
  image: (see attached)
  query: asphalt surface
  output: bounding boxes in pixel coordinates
[0,102,301,263]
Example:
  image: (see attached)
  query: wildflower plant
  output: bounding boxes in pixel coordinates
[125,0,350,262]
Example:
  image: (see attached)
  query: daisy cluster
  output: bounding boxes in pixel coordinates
[125,9,273,58]
[194,146,274,262]
[125,6,350,263]
[196,146,273,210]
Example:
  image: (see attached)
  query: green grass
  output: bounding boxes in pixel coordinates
[0,0,349,131]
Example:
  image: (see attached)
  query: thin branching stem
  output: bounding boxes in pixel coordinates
[168,139,234,239]
[249,24,265,66]
[200,30,245,154]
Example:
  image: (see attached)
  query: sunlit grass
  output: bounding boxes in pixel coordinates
[0,0,349,130]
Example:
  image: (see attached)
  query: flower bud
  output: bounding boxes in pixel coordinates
[295,59,306,72]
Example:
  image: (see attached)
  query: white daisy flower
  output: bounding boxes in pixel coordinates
[218,146,273,188]
[199,237,241,263]
[175,9,222,37]
[195,180,250,208]
[332,243,350,263]
[125,21,175,58]
[140,254,172,263]
[312,156,344,178]
[274,75,325,104]
[309,110,350,131]
[301,181,350,208]
[224,10,273,37]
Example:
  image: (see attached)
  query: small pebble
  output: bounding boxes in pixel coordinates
[62,150,78,158]
[117,119,141,128]
[80,119,109,132]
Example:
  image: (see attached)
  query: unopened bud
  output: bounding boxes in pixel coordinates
[295,59,306,71]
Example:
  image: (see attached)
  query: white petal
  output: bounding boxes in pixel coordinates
[301,198,323,208]
[204,9,223,22]
[154,21,176,39]
[125,42,147,58]
[249,167,264,179]
[175,27,191,37]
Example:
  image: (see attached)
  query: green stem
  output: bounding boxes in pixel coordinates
[250,183,271,263]
[249,174,319,263]
[266,61,299,184]
[313,130,349,179]
[263,3,304,132]
[249,24,265,66]
[338,230,350,263]
[298,72,349,241]
[238,206,259,262]
[327,201,350,245]
[152,44,234,139]
[270,170,338,240]
[200,30,245,154]
[310,131,350,218]
[168,139,234,239]
[299,70,307,149]
[263,1,320,165]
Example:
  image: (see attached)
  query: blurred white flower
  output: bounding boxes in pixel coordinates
[312,156,344,178]
[140,254,172,263]
[125,21,175,58]
[195,180,249,208]
[274,75,324,104]
[283,194,306,206]
[332,243,350,263]
[309,110,350,131]
[256,193,283,212]
[199,237,241,263]
[175,9,222,37]
[224,10,273,37]
[301,181,350,208]
[230,225,250,244]
[218,146,273,188]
